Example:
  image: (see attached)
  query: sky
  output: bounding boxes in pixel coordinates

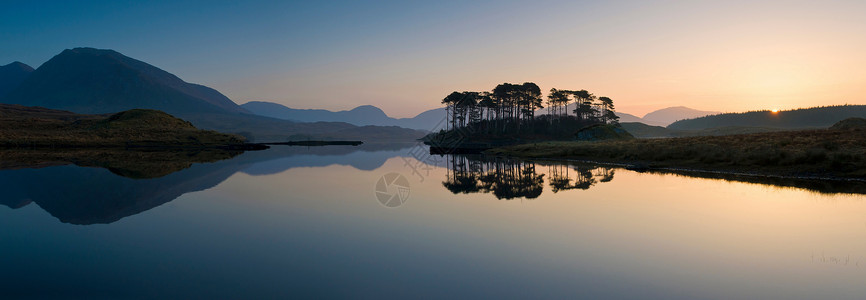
[3,0,866,117]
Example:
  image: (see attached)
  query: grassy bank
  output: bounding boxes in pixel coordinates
[485,127,866,179]
[0,104,260,149]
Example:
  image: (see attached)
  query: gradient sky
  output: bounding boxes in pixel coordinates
[3,0,866,117]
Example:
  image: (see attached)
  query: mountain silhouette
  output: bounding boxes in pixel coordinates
[241,101,446,131]
[3,48,247,115]
[0,61,33,99]
[642,106,721,126]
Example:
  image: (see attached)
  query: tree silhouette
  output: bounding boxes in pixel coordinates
[431,82,620,143]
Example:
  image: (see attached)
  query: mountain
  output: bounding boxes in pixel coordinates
[668,105,866,130]
[0,48,425,142]
[615,112,643,123]
[4,48,247,115]
[242,102,390,125]
[0,61,33,99]
[642,106,721,126]
[241,101,447,131]
[404,107,447,130]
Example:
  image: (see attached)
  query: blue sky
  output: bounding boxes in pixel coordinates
[3,0,866,117]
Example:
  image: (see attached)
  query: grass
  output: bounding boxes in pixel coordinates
[485,128,866,179]
[0,104,250,149]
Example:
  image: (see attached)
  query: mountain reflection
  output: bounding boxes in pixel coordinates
[442,155,616,199]
[0,144,412,225]
[0,149,246,224]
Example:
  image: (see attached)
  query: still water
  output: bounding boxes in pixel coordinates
[1,144,865,299]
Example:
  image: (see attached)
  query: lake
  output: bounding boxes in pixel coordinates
[1,144,865,299]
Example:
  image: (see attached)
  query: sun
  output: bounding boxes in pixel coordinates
[771,109,779,113]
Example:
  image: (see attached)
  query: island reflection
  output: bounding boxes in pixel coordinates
[440,154,866,200]
[442,155,616,199]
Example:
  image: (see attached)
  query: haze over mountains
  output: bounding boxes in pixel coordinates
[0,48,425,142]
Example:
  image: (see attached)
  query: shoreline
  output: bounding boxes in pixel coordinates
[483,129,866,182]
[491,155,866,184]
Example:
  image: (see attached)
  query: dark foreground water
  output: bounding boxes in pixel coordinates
[1,144,865,299]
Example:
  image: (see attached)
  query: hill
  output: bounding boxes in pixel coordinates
[0,61,33,99]
[241,101,446,131]
[642,106,721,126]
[830,117,866,130]
[668,105,866,130]
[0,104,255,149]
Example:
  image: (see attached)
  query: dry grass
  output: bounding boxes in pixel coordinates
[487,128,866,178]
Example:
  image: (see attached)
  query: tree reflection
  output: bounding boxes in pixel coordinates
[444,155,545,200]
[442,155,617,200]
[546,164,616,192]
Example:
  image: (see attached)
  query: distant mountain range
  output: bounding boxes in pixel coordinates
[242,100,720,130]
[0,48,425,142]
[241,101,447,131]
[536,102,717,127]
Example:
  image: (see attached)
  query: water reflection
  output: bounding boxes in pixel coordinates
[0,144,413,224]
[442,155,616,199]
[440,154,866,199]
[5,144,866,225]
